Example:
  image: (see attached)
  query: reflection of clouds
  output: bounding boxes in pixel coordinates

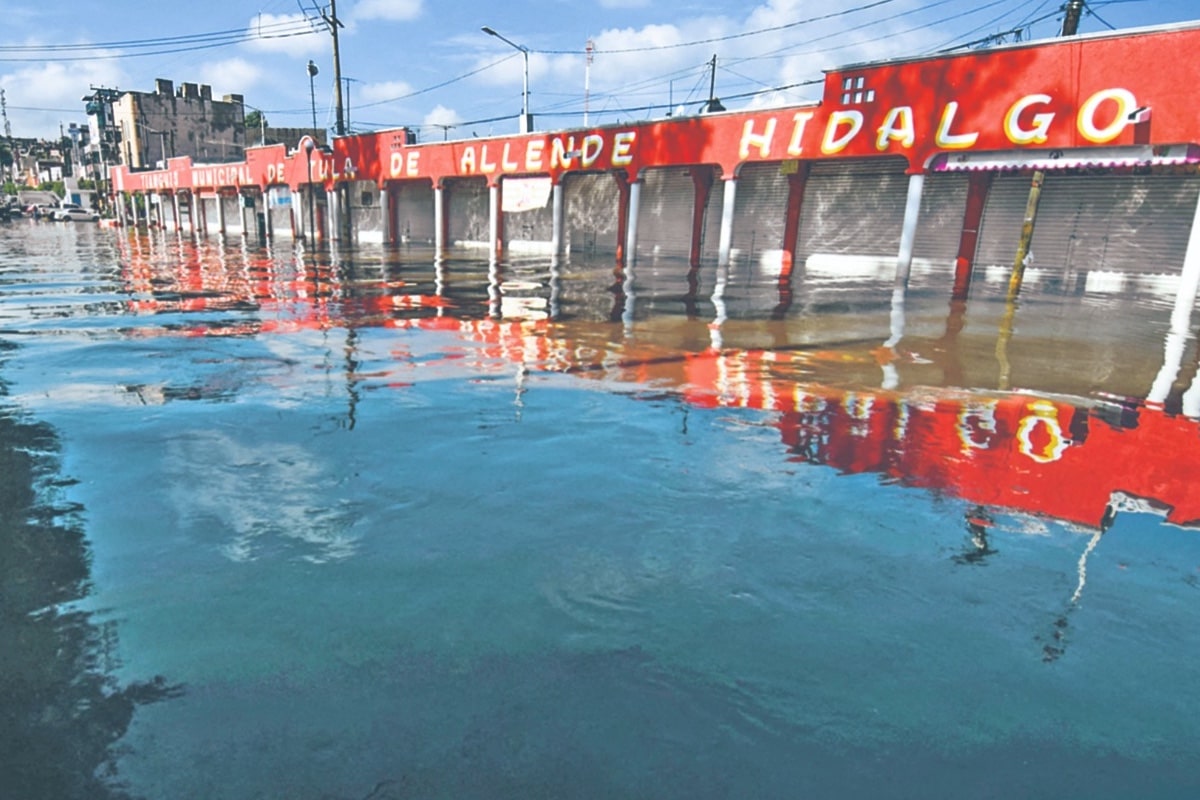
[165,431,358,564]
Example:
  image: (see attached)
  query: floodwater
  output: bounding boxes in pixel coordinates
[3,219,1200,799]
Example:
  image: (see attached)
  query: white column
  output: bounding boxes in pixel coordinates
[327,188,339,242]
[488,183,500,263]
[216,193,227,235]
[717,176,737,268]
[894,173,926,290]
[379,184,391,244]
[1149,190,1200,405]
[625,179,642,266]
[171,193,181,232]
[434,185,445,257]
[551,182,564,259]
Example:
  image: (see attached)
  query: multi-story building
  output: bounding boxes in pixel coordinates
[84,79,247,171]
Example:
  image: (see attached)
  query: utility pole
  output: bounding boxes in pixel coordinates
[1006,0,1084,301]
[1061,0,1084,36]
[321,0,346,136]
[584,38,594,127]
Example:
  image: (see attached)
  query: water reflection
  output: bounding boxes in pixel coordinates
[0,345,181,799]
[98,230,1200,533]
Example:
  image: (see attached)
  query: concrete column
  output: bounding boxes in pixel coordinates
[216,193,227,235]
[171,193,181,232]
[894,172,926,291]
[488,183,500,263]
[1148,190,1200,405]
[379,184,392,244]
[716,176,737,268]
[434,184,446,258]
[327,188,339,242]
[625,179,642,267]
[551,182,564,260]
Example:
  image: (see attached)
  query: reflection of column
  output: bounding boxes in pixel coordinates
[716,176,737,268]
[710,261,728,350]
[1148,190,1200,405]
[625,178,642,267]
[488,183,501,263]
[550,181,564,260]
[434,184,446,258]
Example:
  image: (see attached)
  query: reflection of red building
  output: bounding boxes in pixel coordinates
[113,234,1200,530]
[681,351,1200,529]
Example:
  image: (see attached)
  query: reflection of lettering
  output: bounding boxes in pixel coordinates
[1017,401,1069,463]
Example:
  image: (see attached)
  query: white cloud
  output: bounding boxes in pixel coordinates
[242,13,325,57]
[423,105,462,128]
[357,79,415,104]
[1,52,126,139]
[352,0,423,22]
[195,59,265,98]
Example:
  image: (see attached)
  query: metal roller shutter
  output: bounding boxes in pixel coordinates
[795,157,911,273]
[563,172,621,257]
[910,172,970,289]
[976,172,1200,281]
[220,196,243,233]
[445,177,488,245]
[635,167,698,262]
[732,163,792,267]
[393,182,435,244]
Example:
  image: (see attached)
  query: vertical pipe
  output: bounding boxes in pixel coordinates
[952,172,994,300]
[551,181,564,259]
[434,184,446,258]
[716,176,737,268]
[1148,191,1200,404]
[625,178,642,267]
[489,182,501,263]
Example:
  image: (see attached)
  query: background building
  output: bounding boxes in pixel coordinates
[85,79,247,171]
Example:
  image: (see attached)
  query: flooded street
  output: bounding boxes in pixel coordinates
[3,219,1200,799]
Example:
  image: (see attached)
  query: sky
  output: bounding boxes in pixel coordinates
[1,0,1197,143]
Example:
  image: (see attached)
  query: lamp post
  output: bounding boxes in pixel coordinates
[304,136,316,249]
[307,60,320,139]
[481,26,530,133]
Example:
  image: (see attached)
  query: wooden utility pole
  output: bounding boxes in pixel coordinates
[1006,0,1085,300]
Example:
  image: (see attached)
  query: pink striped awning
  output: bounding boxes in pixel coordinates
[930,143,1200,172]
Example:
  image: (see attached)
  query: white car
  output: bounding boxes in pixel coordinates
[54,206,100,222]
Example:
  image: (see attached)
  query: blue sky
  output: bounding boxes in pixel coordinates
[1,0,1197,142]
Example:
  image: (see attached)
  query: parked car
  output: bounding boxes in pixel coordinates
[54,206,100,222]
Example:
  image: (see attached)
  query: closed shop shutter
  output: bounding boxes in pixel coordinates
[731,163,793,266]
[975,172,1200,282]
[563,172,621,257]
[635,167,699,262]
[393,182,435,243]
[795,157,911,273]
[910,172,970,290]
[445,177,489,245]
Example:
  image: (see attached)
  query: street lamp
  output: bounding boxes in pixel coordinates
[304,136,316,249]
[307,60,320,139]
[481,26,530,133]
